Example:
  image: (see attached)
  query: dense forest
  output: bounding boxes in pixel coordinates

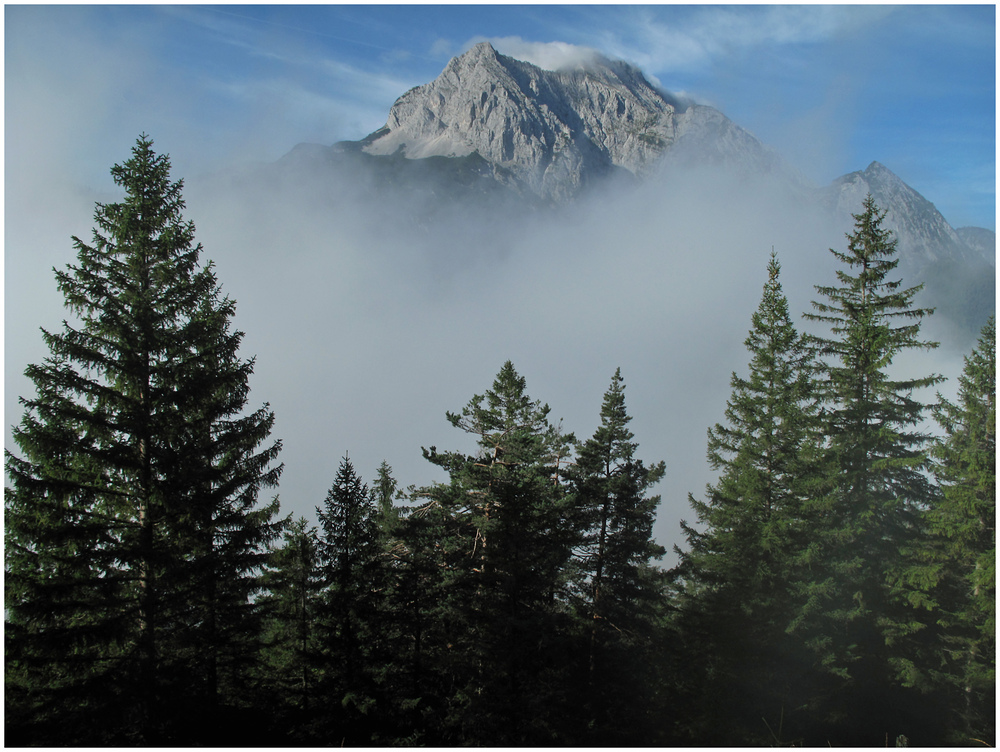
[5,137,995,747]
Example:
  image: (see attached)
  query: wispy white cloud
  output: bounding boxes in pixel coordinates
[582,5,894,76]
[317,58,418,105]
[481,37,604,72]
[429,37,458,60]
[162,5,420,67]
[154,5,425,146]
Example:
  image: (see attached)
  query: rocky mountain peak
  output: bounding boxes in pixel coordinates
[823,160,976,269]
[863,160,894,178]
[360,42,692,200]
[350,41,803,201]
[861,160,914,196]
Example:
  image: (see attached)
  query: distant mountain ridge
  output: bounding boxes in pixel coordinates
[817,160,994,342]
[821,160,984,271]
[286,41,992,262]
[265,41,993,343]
[955,226,996,266]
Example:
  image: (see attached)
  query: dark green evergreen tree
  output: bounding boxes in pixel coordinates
[372,459,402,535]
[257,516,324,741]
[4,135,283,745]
[383,492,456,745]
[312,455,389,743]
[672,252,823,744]
[904,316,995,743]
[795,194,944,744]
[409,361,578,744]
[567,368,668,744]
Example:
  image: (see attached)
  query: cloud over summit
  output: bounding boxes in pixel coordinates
[480,37,606,72]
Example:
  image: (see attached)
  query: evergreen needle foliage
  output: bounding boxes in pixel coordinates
[904,316,996,742]
[406,362,580,744]
[256,516,324,735]
[5,136,283,745]
[794,194,946,743]
[568,367,669,744]
[672,252,823,744]
[311,455,389,741]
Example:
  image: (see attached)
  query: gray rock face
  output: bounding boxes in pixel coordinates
[821,161,982,270]
[361,42,783,201]
[668,104,789,177]
[289,44,993,281]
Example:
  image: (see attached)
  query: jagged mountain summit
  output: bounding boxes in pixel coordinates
[820,160,994,343]
[349,41,791,201]
[360,42,671,200]
[821,160,982,270]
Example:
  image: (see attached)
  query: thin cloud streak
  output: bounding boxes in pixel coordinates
[163,6,435,66]
[587,5,894,76]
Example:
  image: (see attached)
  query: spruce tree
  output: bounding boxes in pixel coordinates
[672,252,822,744]
[4,135,283,745]
[257,517,324,741]
[313,455,388,743]
[410,361,578,744]
[795,194,944,743]
[568,368,668,744]
[906,317,995,742]
[372,459,402,534]
[385,491,456,745]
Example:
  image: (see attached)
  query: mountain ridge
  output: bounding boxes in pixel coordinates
[280,44,993,248]
[265,42,992,342]
[355,42,797,201]
[821,160,982,270]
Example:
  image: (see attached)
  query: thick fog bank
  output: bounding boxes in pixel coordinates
[4,154,976,567]
[184,157,971,564]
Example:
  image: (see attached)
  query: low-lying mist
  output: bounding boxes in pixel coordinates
[183,152,968,564]
[5,149,973,567]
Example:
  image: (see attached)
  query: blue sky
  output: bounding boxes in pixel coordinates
[6,4,996,227]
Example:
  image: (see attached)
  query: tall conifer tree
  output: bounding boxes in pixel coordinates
[673,252,822,744]
[5,136,283,745]
[568,368,667,744]
[905,317,995,742]
[312,455,389,743]
[795,194,943,743]
[372,459,402,534]
[411,361,578,744]
[257,517,324,740]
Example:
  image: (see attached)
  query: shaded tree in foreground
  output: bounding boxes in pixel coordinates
[257,516,323,740]
[796,194,943,743]
[5,136,283,745]
[672,252,823,744]
[311,456,390,743]
[905,316,995,744]
[407,361,578,744]
[568,367,669,745]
